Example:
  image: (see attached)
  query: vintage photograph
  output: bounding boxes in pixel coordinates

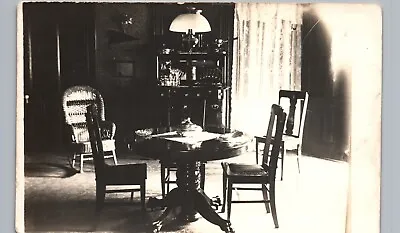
[17,2,382,233]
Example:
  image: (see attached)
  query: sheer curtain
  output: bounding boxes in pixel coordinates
[231,3,303,136]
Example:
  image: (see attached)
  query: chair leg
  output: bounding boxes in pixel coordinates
[261,183,271,213]
[161,163,166,198]
[280,143,285,181]
[141,182,146,212]
[72,153,77,168]
[96,185,106,213]
[255,139,259,164]
[200,163,206,190]
[269,184,279,228]
[130,192,134,201]
[221,169,227,213]
[227,180,233,221]
[112,150,118,165]
[166,168,171,195]
[297,144,301,174]
[80,154,84,173]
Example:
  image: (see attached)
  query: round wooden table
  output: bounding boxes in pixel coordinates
[132,127,250,233]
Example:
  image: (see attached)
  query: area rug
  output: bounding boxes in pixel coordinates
[22,152,349,233]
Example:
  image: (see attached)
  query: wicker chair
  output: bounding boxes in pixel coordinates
[62,85,118,172]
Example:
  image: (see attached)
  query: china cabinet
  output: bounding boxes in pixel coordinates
[156,51,231,133]
[152,3,234,133]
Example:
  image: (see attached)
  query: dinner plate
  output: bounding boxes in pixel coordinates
[135,128,153,137]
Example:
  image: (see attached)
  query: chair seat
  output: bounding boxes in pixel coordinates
[72,139,116,154]
[282,135,300,150]
[225,163,268,177]
[104,163,147,185]
[160,160,178,168]
[256,135,299,149]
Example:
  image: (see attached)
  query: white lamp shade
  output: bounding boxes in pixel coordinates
[169,11,211,34]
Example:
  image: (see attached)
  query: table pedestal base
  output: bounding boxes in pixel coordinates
[151,161,234,233]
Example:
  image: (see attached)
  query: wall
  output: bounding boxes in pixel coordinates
[23,3,97,152]
[94,3,156,147]
[301,5,352,160]
[95,3,153,90]
[93,3,235,148]
[302,4,381,233]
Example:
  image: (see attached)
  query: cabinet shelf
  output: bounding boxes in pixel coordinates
[155,53,231,133]
[157,85,230,90]
[156,52,228,88]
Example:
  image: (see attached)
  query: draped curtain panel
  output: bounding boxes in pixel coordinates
[231,3,303,136]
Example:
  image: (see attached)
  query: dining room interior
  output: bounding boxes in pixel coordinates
[19,2,381,233]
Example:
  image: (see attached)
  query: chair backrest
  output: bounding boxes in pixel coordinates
[62,85,105,143]
[261,104,287,180]
[278,90,309,140]
[86,104,106,180]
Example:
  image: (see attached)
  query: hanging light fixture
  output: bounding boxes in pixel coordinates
[169,7,211,51]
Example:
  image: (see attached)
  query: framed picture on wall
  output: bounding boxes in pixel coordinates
[114,60,135,78]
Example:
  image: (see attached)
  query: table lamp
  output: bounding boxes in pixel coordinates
[169,7,211,51]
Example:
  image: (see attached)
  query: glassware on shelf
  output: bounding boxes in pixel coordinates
[159,68,185,87]
[191,66,197,81]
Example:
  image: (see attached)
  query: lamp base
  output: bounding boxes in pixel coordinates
[181,28,202,52]
[182,33,199,52]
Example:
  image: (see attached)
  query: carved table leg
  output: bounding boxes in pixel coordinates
[176,161,234,232]
[192,189,235,233]
[151,188,181,233]
[176,161,202,221]
[152,208,171,233]
[151,161,234,233]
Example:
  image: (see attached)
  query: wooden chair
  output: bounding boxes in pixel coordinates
[161,99,207,197]
[255,90,309,180]
[86,104,147,212]
[62,85,118,172]
[221,104,286,228]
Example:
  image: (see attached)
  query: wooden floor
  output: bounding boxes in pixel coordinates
[22,150,349,233]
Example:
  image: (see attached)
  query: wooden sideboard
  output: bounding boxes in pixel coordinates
[156,86,231,133]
